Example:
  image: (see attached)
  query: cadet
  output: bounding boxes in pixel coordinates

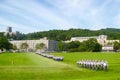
[103,61,108,71]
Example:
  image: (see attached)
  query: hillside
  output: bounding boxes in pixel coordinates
[99,28,120,33]
[4,28,120,40]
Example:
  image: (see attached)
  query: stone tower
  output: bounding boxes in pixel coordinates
[7,27,12,32]
[4,27,13,36]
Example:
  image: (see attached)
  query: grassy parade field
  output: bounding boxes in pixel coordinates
[0,52,120,80]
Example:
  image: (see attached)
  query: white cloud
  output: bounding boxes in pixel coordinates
[0,3,52,30]
[46,0,94,16]
[45,0,111,30]
[114,14,120,27]
[0,0,120,33]
[0,17,39,33]
[6,0,77,29]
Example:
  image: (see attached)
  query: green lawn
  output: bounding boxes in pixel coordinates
[0,52,120,80]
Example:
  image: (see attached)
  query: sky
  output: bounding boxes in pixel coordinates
[0,0,120,33]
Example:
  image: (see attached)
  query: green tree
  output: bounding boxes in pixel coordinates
[86,38,102,52]
[35,43,45,51]
[113,41,120,52]
[78,41,87,52]
[0,36,13,51]
[12,45,17,50]
[92,42,102,52]
[20,42,28,52]
[58,41,67,51]
[58,41,64,51]
[67,41,81,52]
[79,38,102,52]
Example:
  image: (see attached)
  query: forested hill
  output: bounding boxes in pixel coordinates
[99,28,120,32]
[15,28,120,41]
[2,28,120,41]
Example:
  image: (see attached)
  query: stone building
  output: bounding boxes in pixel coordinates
[10,37,58,52]
[4,27,19,38]
[66,35,107,46]
[66,35,120,46]
[102,45,114,52]
[65,35,120,51]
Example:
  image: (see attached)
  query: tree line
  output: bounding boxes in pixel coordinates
[58,38,120,52]
[1,28,120,41]
[58,38,102,52]
[12,28,120,41]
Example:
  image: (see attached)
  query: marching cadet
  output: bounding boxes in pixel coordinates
[103,60,108,71]
[76,59,108,71]
[93,60,96,70]
[91,60,94,70]
[97,60,101,70]
[84,60,87,68]
[87,60,90,68]
[86,60,89,68]
[94,60,97,70]
[89,60,93,69]
[80,60,83,66]
[100,60,104,70]
[83,60,86,68]
[81,59,84,67]
[76,60,82,67]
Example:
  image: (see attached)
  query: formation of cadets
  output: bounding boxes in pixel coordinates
[36,52,63,61]
[36,52,108,71]
[77,60,108,71]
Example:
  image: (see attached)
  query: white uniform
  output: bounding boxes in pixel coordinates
[103,62,108,70]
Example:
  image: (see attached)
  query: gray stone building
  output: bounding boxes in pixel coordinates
[10,37,58,52]
[4,27,19,38]
[66,35,120,46]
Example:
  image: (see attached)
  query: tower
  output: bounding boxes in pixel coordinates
[7,27,12,32]
[4,27,13,37]
[98,35,107,46]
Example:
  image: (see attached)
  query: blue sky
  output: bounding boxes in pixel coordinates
[0,0,120,33]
